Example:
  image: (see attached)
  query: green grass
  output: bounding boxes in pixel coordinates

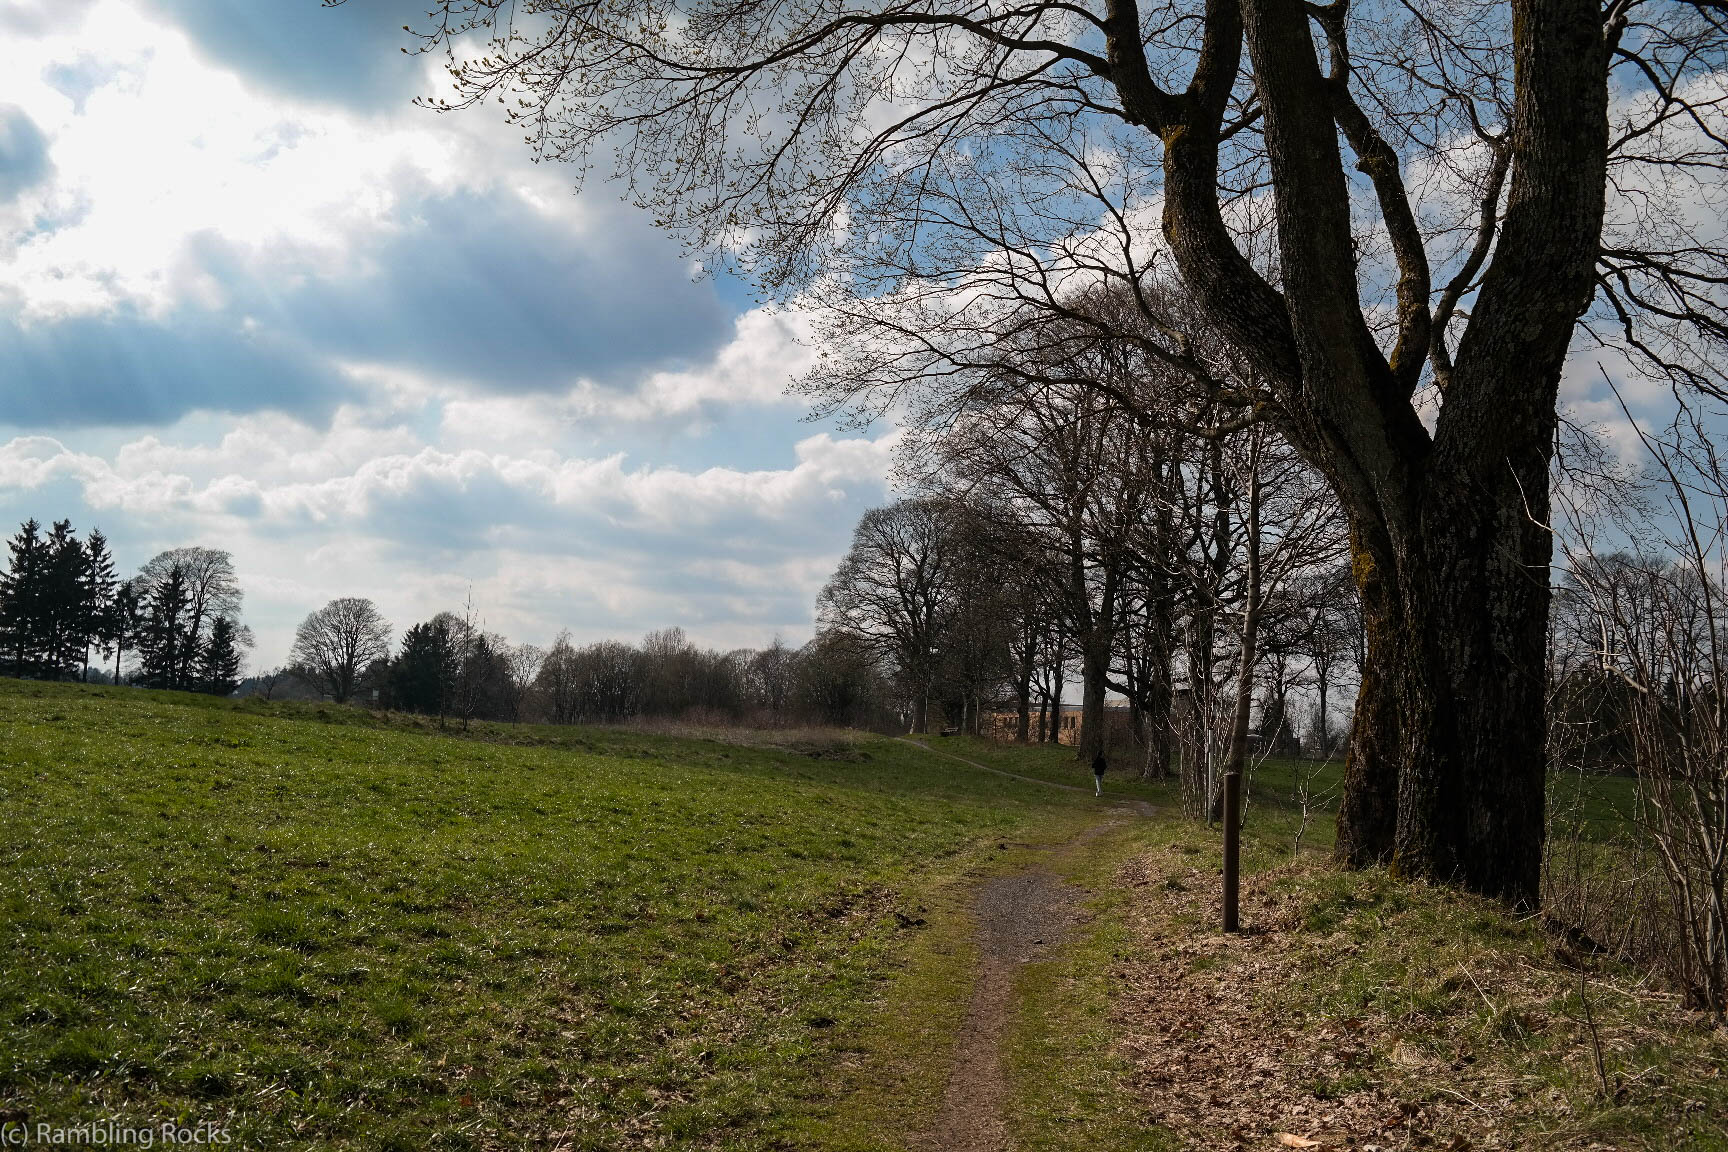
[4,683,1711,1150]
[0,680,1099,1150]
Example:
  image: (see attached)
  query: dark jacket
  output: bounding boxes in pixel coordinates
[1091,753,1107,777]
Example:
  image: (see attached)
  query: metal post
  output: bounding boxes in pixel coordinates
[1222,770,1241,933]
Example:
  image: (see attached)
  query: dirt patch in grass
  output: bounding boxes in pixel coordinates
[1110,829,1728,1151]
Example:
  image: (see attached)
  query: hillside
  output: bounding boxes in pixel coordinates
[2,683,1724,1151]
[0,682,1099,1149]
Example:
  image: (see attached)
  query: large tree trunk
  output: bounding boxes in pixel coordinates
[1144,681,1173,778]
[1391,440,1557,907]
[1332,421,1559,911]
[1173,0,1607,910]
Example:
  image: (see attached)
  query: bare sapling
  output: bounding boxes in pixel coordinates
[1563,393,1728,1017]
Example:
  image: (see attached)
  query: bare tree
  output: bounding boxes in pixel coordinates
[1190,424,1348,818]
[446,593,488,731]
[748,638,799,726]
[500,638,545,722]
[1560,396,1728,1016]
[537,630,582,724]
[910,364,1168,762]
[1289,565,1361,759]
[795,630,894,728]
[248,666,294,702]
[136,547,243,690]
[290,598,394,704]
[819,498,965,733]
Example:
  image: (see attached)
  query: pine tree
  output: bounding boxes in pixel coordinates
[81,529,117,682]
[136,564,190,690]
[0,519,47,677]
[390,619,455,718]
[197,616,244,696]
[42,520,88,680]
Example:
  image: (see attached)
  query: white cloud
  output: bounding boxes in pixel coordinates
[0,0,596,323]
[0,407,895,666]
[0,1,895,671]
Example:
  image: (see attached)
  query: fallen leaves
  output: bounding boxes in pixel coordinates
[1107,851,1542,1150]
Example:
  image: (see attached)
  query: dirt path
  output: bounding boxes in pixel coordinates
[918,816,1123,1152]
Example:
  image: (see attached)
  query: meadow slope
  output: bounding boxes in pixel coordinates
[5,685,1724,1152]
[0,682,1095,1150]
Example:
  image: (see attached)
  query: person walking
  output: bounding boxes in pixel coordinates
[1092,750,1106,797]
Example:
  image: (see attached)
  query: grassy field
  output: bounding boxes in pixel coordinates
[0,681,1098,1150]
[3,681,1721,1151]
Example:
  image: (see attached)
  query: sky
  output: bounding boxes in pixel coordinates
[0,0,900,668]
[0,0,1686,675]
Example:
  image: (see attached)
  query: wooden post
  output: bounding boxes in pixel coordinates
[1222,770,1241,933]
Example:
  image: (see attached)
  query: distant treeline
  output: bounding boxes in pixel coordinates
[0,516,909,731]
[267,597,905,732]
[0,519,249,695]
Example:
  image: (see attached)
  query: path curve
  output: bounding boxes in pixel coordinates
[894,738,1156,816]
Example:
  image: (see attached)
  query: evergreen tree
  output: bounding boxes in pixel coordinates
[136,563,191,690]
[390,618,455,718]
[0,526,247,690]
[197,616,244,696]
[81,529,117,682]
[41,520,89,680]
[0,519,47,677]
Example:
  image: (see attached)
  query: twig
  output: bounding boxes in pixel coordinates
[1437,1086,1494,1114]
[1579,968,1611,1098]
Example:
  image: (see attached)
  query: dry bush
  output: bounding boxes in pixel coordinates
[1556,397,1728,1017]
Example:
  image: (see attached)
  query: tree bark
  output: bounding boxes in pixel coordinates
[1334,532,1401,866]
[1015,634,1034,742]
[1048,649,1063,744]
[1388,440,1558,907]
[1079,627,1111,762]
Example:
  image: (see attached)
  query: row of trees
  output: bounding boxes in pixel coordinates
[405,0,1728,915]
[816,361,1359,816]
[279,595,903,731]
[1544,403,1728,1014]
[0,520,250,695]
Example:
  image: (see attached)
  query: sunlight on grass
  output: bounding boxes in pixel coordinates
[0,681,1092,1150]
